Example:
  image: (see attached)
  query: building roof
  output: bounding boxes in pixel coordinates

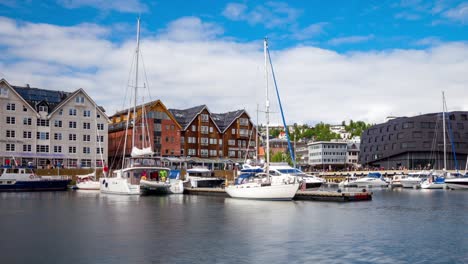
[211,109,246,132]
[169,105,208,130]
[12,85,72,113]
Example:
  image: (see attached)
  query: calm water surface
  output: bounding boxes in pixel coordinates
[1,188,468,264]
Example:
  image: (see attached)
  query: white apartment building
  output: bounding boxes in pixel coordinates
[0,79,109,168]
[308,141,348,169]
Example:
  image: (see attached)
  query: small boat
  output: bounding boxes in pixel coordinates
[420,172,446,189]
[76,172,100,190]
[268,164,323,190]
[140,168,184,195]
[0,165,70,192]
[184,167,225,188]
[355,172,389,188]
[338,175,358,188]
[400,172,429,188]
[445,174,468,190]
[389,174,405,188]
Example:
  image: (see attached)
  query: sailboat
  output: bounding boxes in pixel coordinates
[225,38,300,200]
[76,104,106,190]
[100,18,180,195]
[421,92,448,189]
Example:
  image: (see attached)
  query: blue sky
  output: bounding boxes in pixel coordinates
[2,0,467,51]
[0,0,468,124]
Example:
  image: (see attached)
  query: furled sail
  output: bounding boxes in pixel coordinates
[131,146,153,157]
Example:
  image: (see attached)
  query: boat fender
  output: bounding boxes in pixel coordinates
[141,176,147,181]
[337,189,342,193]
[102,179,106,184]
[362,188,367,193]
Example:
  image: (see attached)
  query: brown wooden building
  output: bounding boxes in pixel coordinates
[108,100,181,168]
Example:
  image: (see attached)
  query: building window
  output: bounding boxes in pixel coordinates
[200,149,208,157]
[69,146,77,154]
[54,146,62,153]
[6,116,15,124]
[38,105,48,112]
[201,114,209,122]
[188,149,196,155]
[83,147,90,154]
[23,105,27,112]
[36,132,49,140]
[232,128,236,135]
[0,87,9,97]
[191,125,196,132]
[239,118,249,126]
[397,133,404,139]
[6,130,15,138]
[201,137,209,146]
[23,131,32,139]
[36,145,49,153]
[54,120,62,127]
[23,117,32,125]
[97,135,104,142]
[37,119,49,127]
[83,110,91,117]
[69,108,77,116]
[6,143,15,152]
[6,103,15,111]
[83,135,91,142]
[75,96,85,104]
[83,122,91,130]
[403,122,414,129]
[54,133,62,140]
[58,109,63,115]
[97,124,104,130]
[69,121,77,128]
[69,134,77,141]
[97,148,104,154]
[23,144,32,152]
[201,126,208,134]
[228,140,236,146]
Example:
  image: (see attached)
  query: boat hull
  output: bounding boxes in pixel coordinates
[0,180,70,192]
[187,178,225,188]
[225,183,299,200]
[76,181,100,190]
[420,182,446,189]
[355,180,388,188]
[445,178,468,190]
[401,180,422,188]
[100,178,140,195]
[140,180,184,195]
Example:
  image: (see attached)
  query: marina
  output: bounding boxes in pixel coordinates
[1,188,467,263]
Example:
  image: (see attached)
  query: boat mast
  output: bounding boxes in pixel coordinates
[132,17,141,151]
[264,38,270,175]
[256,103,259,164]
[442,91,446,171]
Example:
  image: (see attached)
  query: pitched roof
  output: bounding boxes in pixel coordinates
[12,85,71,113]
[211,109,247,132]
[169,105,207,130]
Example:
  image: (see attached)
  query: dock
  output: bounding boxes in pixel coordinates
[183,187,372,202]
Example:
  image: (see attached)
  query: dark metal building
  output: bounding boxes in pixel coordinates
[359,111,468,170]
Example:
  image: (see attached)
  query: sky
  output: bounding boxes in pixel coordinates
[0,0,468,125]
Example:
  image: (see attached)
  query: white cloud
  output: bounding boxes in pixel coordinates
[413,36,442,46]
[1,16,468,126]
[222,1,301,29]
[291,22,328,41]
[395,11,422,20]
[158,17,224,41]
[328,35,375,46]
[57,0,148,13]
[443,2,468,23]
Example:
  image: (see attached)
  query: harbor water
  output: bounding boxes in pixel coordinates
[1,189,467,264]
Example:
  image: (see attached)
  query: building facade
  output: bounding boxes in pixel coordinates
[308,141,348,170]
[359,111,468,170]
[108,100,181,168]
[0,79,109,168]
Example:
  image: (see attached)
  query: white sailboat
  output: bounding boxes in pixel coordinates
[100,18,165,195]
[225,38,300,200]
[421,92,448,189]
[445,140,468,190]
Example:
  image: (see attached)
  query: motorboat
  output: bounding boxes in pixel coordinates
[355,172,389,188]
[76,172,100,190]
[400,172,429,188]
[184,167,225,188]
[338,174,358,188]
[268,164,323,190]
[140,168,184,195]
[389,174,405,188]
[0,165,70,191]
[445,174,468,190]
[420,172,446,189]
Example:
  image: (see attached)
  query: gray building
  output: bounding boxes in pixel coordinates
[308,141,348,170]
[359,111,468,170]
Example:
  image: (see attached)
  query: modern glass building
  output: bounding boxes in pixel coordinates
[359,111,468,170]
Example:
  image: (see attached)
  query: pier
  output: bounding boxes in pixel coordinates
[183,187,372,202]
